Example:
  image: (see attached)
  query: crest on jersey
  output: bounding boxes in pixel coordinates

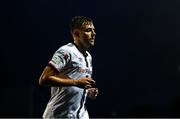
[63,53,69,60]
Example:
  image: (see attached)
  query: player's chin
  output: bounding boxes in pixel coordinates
[89,41,95,47]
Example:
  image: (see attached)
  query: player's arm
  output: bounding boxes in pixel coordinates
[39,65,95,88]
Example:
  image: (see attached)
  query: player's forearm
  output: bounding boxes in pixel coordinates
[41,75,78,87]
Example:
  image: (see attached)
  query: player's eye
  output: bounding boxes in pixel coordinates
[85,28,91,32]
[85,28,95,33]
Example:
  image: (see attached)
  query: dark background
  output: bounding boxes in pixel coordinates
[0,0,180,118]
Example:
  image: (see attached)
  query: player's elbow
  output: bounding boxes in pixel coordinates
[39,78,43,86]
[39,66,56,86]
[39,75,48,86]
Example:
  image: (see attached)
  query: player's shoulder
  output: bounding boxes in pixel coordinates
[57,43,74,52]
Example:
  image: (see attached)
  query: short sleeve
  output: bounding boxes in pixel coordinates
[48,48,70,72]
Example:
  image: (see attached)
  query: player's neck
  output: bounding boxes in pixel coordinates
[74,43,88,57]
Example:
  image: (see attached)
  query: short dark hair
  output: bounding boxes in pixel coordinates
[69,16,93,33]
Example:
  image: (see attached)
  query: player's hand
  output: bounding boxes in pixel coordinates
[75,77,95,88]
[87,88,98,100]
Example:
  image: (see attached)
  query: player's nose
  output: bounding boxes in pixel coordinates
[92,30,96,36]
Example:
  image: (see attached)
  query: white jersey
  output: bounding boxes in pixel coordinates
[43,43,93,119]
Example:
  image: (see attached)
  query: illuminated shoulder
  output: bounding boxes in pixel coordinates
[57,43,74,53]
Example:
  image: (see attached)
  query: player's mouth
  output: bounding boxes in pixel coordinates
[90,38,95,41]
[90,39,95,43]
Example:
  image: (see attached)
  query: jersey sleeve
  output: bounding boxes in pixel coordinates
[48,48,70,72]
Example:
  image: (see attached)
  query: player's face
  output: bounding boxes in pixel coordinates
[78,23,96,48]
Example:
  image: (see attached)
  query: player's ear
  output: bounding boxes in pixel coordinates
[73,29,80,37]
